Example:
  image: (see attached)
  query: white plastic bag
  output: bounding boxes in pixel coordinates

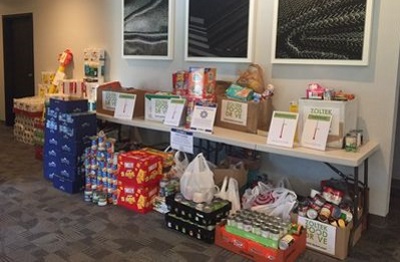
[171,151,189,178]
[215,176,241,214]
[251,188,297,221]
[180,153,216,203]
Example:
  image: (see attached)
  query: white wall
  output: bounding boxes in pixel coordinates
[1,0,399,217]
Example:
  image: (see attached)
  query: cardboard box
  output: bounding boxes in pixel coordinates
[298,98,358,148]
[144,93,180,122]
[296,215,361,260]
[117,183,159,214]
[215,223,306,262]
[215,96,273,134]
[117,150,163,186]
[96,81,150,118]
[213,162,248,189]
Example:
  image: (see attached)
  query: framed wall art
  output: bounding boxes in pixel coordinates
[271,0,374,66]
[184,0,255,63]
[122,0,174,60]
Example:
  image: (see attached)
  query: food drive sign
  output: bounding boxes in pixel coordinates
[298,216,336,255]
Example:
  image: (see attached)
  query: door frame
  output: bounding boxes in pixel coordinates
[2,12,35,126]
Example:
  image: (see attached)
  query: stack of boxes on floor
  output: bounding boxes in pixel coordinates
[13,97,45,145]
[43,97,97,193]
[116,150,164,213]
[83,131,118,206]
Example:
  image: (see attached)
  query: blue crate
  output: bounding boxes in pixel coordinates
[59,134,91,155]
[44,129,60,148]
[49,97,88,113]
[58,166,84,181]
[52,175,83,194]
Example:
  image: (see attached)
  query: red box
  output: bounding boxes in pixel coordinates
[117,150,163,186]
[117,183,159,214]
[188,67,217,101]
[215,224,306,262]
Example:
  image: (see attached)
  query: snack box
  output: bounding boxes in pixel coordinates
[139,147,174,169]
[117,150,163,186]
[117,182,159,214]
[187,67,217,101]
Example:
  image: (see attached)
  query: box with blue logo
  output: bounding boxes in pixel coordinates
[58,112,97,140]
[43,153,59,181]
[52,175,84,194]
[49,97,88,113]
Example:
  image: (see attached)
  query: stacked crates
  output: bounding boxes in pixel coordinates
[43,97,97,193]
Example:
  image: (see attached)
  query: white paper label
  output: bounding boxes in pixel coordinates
[298,216,337,255]
[221,100,248,126]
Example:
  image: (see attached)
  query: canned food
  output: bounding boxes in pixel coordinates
[279,234,294,250]
[243,220,252,232]
[270,228,280,241]
[313,194,326,207]
[261,226,270,239]
[307,208,318,220]
[236,218,244,230]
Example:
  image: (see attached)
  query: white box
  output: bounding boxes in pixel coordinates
[298,98,358,148]
[145,93,180,122]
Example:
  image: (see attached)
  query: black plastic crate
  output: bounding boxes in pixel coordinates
[165,194,231,226]
[165,212,215,244]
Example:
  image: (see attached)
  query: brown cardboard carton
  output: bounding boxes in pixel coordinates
[215,96,272,134]
[295,214,361,260]
[96,81,151,118]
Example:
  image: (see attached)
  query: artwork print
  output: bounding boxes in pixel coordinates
[123,0,172,59]
[185,0,254,62]
[272,0,373,65]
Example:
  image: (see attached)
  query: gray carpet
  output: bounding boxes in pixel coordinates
[1,123,399,262]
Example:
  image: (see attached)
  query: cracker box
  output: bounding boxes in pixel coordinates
[144,93,180,122]
[117,183,159,214]
[215,96,273,134]
[188,67,217,101]
[298,98,358,148]
[117,150,163,186]
[96,81,152,118]
[139,147,174,169]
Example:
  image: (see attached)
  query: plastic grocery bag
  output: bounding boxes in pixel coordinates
[215,176,241,214]
[170,151,189,178]
[180,153,216,203]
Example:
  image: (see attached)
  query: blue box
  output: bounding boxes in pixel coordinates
[52,175,83,194]
[49,97,88,113]
[43,154,60,181]
[58,113,97,140]
[44,129,60,148]
[46,107,58,120]
[59,134,91,155]
[58,166,83,181]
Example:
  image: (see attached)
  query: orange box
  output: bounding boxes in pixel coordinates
[117,183,159,214]
[215,224,306,262]
[117,150,163,186]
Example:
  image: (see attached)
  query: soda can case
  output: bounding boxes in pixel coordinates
[52,175,84,194]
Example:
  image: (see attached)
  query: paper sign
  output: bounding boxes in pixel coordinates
[170,128,194,154]
[114,93,136,120]
[301,114,332,150]
[190,105,217,133]
[298,216,336,255]
[267,111,299,148]
[221,100,248,126]
[164,98,186,126]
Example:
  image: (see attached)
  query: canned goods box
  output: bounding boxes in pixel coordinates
[165,212,215,244]
[215,223,306,262]
[298,98,358,148]
[215,96,273,134]
[165,193,231,227]
[295,215,361,260]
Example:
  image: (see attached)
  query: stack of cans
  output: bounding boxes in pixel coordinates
[83,131,118,206]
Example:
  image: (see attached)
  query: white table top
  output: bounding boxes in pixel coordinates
[97,113,379,167]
